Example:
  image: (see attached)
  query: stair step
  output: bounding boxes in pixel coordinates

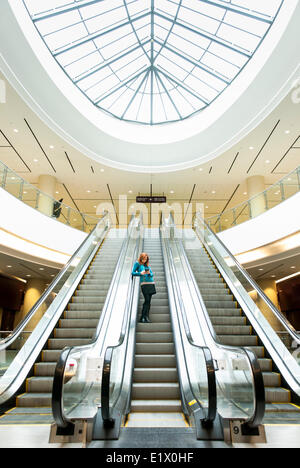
[208,308,242,316]
[135,343,174,355]
[130,400,182,413]
[218,335,258,346]
[137,322,172,332]
[134,355,176,368]
[59,318,99,328]
[17,393,52,407]
[26,377,53,392]
[214,325,252,335]
[265,387,291,403]
[133,368,178,383]
[48,338,91,349]
[211,316,246,326]
[263,372,281,387]
[64,310,101,319]
[34,362,56,376]
[68,303,103,311]
[136,332,173,343]
[132,383,180,399]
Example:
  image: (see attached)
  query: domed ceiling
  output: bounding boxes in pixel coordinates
[23,0,283,125]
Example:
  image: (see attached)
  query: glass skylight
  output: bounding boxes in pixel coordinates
[23,0,283,125]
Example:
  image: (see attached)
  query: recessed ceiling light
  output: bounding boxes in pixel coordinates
[128,190,133,194]
[86,190,91,193]
[271,275,276,278]
[49,145,55,149]
[51,274,55,277]
[33,159,38,162]
[100,169,105,172]
[13,128,19,133]
[265,160,270,164]
[39,268,44,271]
[23,191,27,194]
[243,192,247,195]
[291,266,296,269]
[198,168,203,171]
[212,190,216,194]
[259,268,263,271]
[285,130,290,134]
[205,206,209,209]
[249,146,254,150]
[170,190,174,194]
[7,265,12,268]
[26,274,31,277]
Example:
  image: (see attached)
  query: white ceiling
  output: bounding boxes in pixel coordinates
[0,71,299,221]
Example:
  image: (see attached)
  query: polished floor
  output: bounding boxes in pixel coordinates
[0,424,299,448]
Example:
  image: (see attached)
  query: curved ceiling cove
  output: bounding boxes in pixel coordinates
[23,0,283,126]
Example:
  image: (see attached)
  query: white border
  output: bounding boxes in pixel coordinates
[0,0,299,172]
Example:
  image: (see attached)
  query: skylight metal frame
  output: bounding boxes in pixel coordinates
[22,0,284,125]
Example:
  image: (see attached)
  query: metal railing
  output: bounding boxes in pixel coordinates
[207,166,300,233]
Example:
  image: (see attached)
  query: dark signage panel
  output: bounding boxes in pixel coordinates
[136,196,167,203]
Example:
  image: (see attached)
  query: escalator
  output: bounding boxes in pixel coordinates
[89,222,265,446]
[0,213,136,425]
[187,213,300,425]
[0,235,123,423]
[49,215,266,446]
[127,231,184,427]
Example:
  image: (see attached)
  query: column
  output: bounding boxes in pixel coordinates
[38,174,56,217]
[255,278,284,332]
[246,175,266,218]
[14,278,47,332]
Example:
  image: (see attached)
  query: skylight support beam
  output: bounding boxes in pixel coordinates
[157,68,209,105]
[154,11,251,58]
[31,0,108,22]
[154,69,182,120]
[195,0,274,24]
[53,11,151,57]
[155,39,230,85]
[94,67,150,105]
[121,69,150,119]
[74,38,151,84]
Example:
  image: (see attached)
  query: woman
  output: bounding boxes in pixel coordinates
[132,252,156,323]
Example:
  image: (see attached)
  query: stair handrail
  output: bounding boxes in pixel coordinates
[100,214,143,426]
[161,224,217,426]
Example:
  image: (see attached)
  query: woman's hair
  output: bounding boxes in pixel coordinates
[138,252,149,266]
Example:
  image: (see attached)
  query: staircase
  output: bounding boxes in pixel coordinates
[0,235,123,425]
[184,235,300,425]
[127,231,185,427]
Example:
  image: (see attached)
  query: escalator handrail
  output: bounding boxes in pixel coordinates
[0,211,110,351]
[100,217,142,424]
[161,229,217,424]
[194,212,300,345]
[52,214,141,429]
[165,214,265,428]
[242,347,266,429]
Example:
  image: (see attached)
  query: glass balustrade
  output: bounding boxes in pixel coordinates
[0,158,299,234]
[0,160,99,233]
[207,166,300,233]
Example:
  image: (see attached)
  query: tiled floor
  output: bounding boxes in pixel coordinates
[0,424,299,448]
